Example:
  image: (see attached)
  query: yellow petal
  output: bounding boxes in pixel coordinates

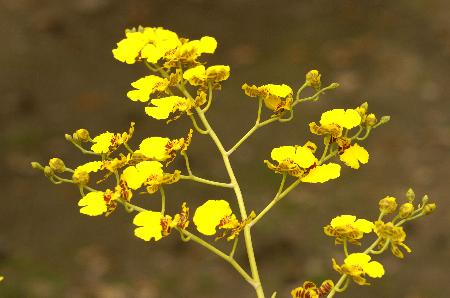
[301,163,341,183]
[78,191,107,216]
[127,75,168,102]
[91,132,114,153]
[122,161,163,190]
[344,253,371,266]
[339,143,369,169]
[193,200,232,236]
[330,215,357,228]
[145,96,190,120]
[198,36,217,54]
[75,161,103,173]
[354,219,374,233]
[320,109,361,129]
[136,137,170,161]
[133,211,163,241]
[363,261,385,278]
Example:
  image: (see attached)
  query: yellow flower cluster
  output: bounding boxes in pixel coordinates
[265,144,341,183]
[332,253,384,285]
[374,221,411,258]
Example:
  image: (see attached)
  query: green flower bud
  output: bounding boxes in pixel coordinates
[44,166,54,177]
[31,162,44,170]
[421,195,429,205]
[72,171,89,185]
[399,203,414,218]
[406,188,415,202]
[379,196,398,214]
[49,158,66,173]
[423,203,436,215]
[379,116,390,125]
[329,82,340,89]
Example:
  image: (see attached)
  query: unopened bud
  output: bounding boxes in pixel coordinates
[406,188,415,202]
[43,166,54,177]
[379,196,398,214]
[329,82,340,89]
[49,158,66,173]
[423,203,436,215]
[305,70,322,90]
[31,162,44,170]
[421,195,429,205]
[379,116,390,125]
[365,113,377,127]
[74,129,90,142]
[399,203,414,218]
[65,134,73,142]
[72,171,89,185]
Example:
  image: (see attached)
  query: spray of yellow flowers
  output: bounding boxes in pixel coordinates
[32,26,436,298]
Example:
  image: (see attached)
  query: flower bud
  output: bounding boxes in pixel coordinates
[72,171,89,185]
[379,196,398,214]
[305,70,321,90]
[31,162,44,170]
[406,188,415,202]
[65,134,73,141]
[49,158,66,173]
[74,129,90,142]
[421,195,429,205]
[379,116,390,125]
[423,203,436,215]
[365,113,377,127]
[399,203,414,218]
[329,82,340,89]
[44,166,54,177]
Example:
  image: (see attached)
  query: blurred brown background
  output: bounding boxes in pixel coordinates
[1,0,449,297]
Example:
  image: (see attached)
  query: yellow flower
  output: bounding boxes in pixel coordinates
[164,36,217,67]
[271,145,317,168]
[332,253,384,285]
[121,161,163,190]
[309,122,343,138]
[145,96,191,120]
[78,191,107,216]
[193,200,233,236]
[133,211,164,241]
[265,145,341,183]
[374,221,411,258]
[136,132,190,162]
[378,196,398,214]
[300,163,341,183]
[183,65,231,86]
[339,143,369,169]
[112,27,180,64]
[127,75,169,102]
[91,132,114,153]
[291,280,334,298]
[324,215,373,244]
[89,123,135,154]
[320,109,361,129]
[242,83,293,114]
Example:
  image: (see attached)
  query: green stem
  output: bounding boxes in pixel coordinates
[250,178,300,227]
[230,237,239,258]
[160,187,166,215]
[179,174,233,188]
[202,81,214,113]
[189,114,209,134]
[227,98,263,155]
[343,240,349,257]
[124,142,134,154]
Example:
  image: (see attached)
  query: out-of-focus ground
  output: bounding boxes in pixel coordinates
[0,0,449,297]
